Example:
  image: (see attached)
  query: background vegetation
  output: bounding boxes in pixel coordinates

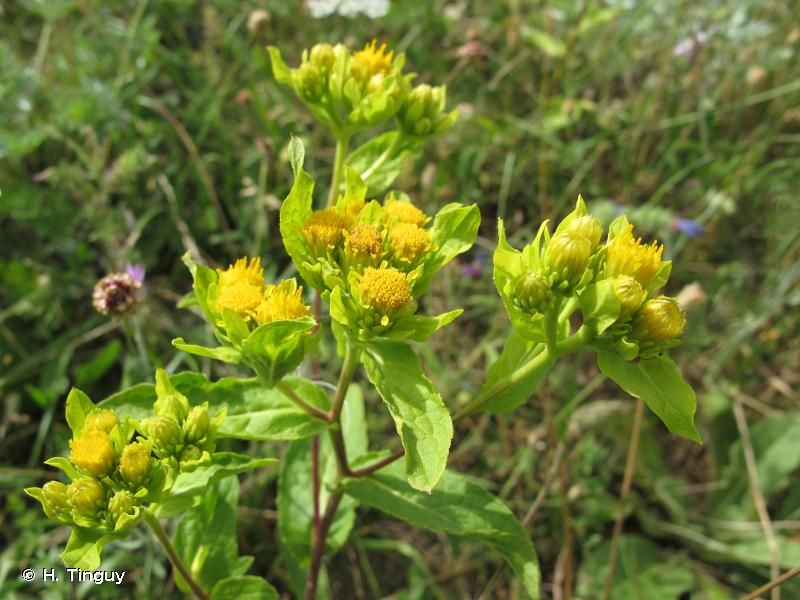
[2,0,799,598]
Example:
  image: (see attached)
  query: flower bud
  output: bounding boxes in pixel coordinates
[546,232,592,286]
[310,43,335,71]
[84,409,119,434]
[68,478,106,516]
[612,276,646,317]
[108,490,136,525]
[144,415,182,451]
[119,442,152,486]
[183,406,211,444]
[69,429,117,477]
[42,481,70,520]
[295,63,324,102]
[181,445,203,463]
[514,271,551,313]
[564,215,602,250]
[632,296,686,343]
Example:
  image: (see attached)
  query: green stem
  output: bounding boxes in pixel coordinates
[327,135,350,207]
[545,298,562,355]
[276,381,330,422]
[331,339,359,422]
[454,325,594,422]
[144,511,209,600]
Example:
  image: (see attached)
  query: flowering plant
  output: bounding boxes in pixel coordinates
[28,41,698,599]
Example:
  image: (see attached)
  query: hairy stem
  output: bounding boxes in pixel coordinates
[144,512,209,600]
[601,397,645,600]
[327,135,350,207]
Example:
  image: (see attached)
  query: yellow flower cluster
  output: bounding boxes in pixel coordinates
[360,265,412,326]
[215,257,310,327]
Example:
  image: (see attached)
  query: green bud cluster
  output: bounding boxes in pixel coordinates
[495,196,686,361]
[397,83,458,137]
[26,368,226,542]
[270,42,456,140]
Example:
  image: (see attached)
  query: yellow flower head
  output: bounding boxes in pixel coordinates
[390,223,430,263]
[360,266,412,326]
[346,223,383,259]
[119,442,152,485]
[303,208,349,251]
[70,429,116,477]
[84,409,119,434]
[217,257,266,317]
[351,39,395,83]
[605,225,664,286]
[254,279,310,324]
[632,296,686,343]
[382,199,427,227]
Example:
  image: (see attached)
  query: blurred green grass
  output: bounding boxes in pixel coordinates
[1,0,799,598]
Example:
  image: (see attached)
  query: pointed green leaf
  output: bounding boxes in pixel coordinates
[597,351,701,443]
[172,338,242,364]
[363,340,452,492]
[65,388,96,436]
[267,46,293,86]
[341,463,540,599]
[155,452,276,518]
[61,528,115,570]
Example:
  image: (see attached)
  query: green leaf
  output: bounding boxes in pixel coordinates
[345,132,423,195]
[597,352,701,443]
[363,340,452,492]
[181,252,221,338]
[279,142,320,289]
[172,338,242,364]
[99,373,327,441]
[480,333,552,413]
[578,279,621,334]
[211,576,279,600]
[241,317,316,387]
[267,46,293,86]
[65,388,96,436]
[288,135,305,174]
[60,528,116,570]
[174,477,253,593]
[415,203,480,296]
[341,463,540,599]
[155,452,276,518]
[388,309,463,342]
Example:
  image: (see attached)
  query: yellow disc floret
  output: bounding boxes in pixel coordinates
[303,209,349,251]
[346,223,383,259]
[216,257,266,317]
[351,39,395,82]
[382,199,427,227]
[70,429,116,477]
[605,224,664,286]
[360,266,412,326]
[254,279,310,324]
[390,223,430,263]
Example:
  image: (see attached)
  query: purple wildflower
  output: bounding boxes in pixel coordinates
[672,219,705,237]
[125,262,146,284]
